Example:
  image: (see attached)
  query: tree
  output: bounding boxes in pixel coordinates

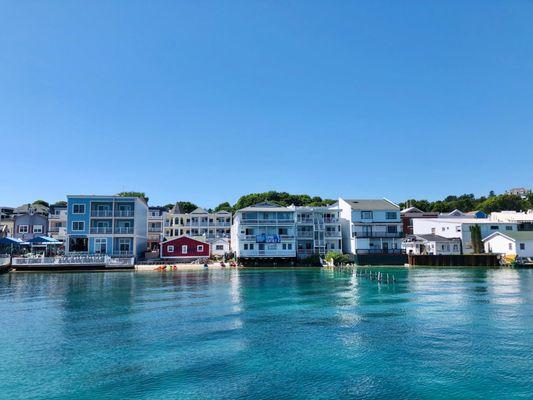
[470,225,484,254]
[53,201,67,206]
[325,251,350,266]
[214,202,233,213]
[117,192,149,203]
[176,201,198,213]
[32,200,49,207]
[232,191,334,210]
[478,195,526,213]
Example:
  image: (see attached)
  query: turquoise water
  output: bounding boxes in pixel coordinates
[1,268,532,399]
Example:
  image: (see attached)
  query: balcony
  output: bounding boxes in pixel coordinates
[238,234,294,241]
[352,231,404,238]
[112,250,134,257]
[49,214,64,220]
[297,231,314,238]
[356,249,405,255]
[324,218,339,223]
[91,210,114,217]
[148,227,162,232]
[114,227,134,234]
[90,227,113,234]
[241,219,293,225]
[115,210,134,218]
[325,231,342,238]
[297,218,313,224]
[239,250,296,257]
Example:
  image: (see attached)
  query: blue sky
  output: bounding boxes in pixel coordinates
[1,1,532,208]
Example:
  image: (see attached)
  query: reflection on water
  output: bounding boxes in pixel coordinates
[0,268,532,400]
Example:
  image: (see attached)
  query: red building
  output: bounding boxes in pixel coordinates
[160,235,210,259]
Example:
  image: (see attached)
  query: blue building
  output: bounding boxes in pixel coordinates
[66,195,148,259]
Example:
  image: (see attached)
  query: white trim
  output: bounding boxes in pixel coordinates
[18,224,29,233]
[72,204,86,214]
[167,245,174,252]
[33,225,43,234]
[72,221,85,231]
[197,245,203,252]
[182,245,188,254]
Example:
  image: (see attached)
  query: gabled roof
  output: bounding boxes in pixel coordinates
[170,202,184,214]
[161,235,210,245]
[483,231,533,242]
[190,207,208,214]
[414,234,461,242]
[237,201,290,212]
[344,199,399,211]
[401,206,423,214]
[215,210,232,215]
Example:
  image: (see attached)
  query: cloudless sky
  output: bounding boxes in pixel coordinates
[1,1,532,207]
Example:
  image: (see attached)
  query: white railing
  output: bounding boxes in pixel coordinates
[297,218,313,224]
[115,210,134,217]
[114,227,134,234]
[324,218,339,223]
[90,227,113,234]
[238,234,295,240]
[112,251,134,256]
[325,231,342,237]
[239,250,296,257]
[0,255,10,266]
[106,257,134,267]
[91,210,113,217]
[12,255,107,266]
[241,219,294,225]
[297,231,314,238]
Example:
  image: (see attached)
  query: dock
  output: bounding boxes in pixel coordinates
[10,255,135,271]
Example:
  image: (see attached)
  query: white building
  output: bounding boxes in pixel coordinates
[164,204,232,240]
[413,218,518,254]
[210,237,231,257]
[483,231,533,259]
[231,202,296,259]
[48,204,67,241]
[489,210,533,231]
[147,206,167,251]
[402,234,461,255]
[337,198,403,255]
[293,205,342,259]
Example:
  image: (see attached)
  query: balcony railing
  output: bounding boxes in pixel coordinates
[325,231,342,237]
[90,227,113,234]
[148,227,162,232]
[352,231,404,238]
[355,249,404,255]
[241,219,294,225]
[114,227,134,234]
[239,250,296,257]
[297,218,313,224]
[49,214,64,219]
[324,218,339,223]
[297,231,314,238]
[112,250,134,256]
[91,210,113,217]
[238,234,294,241]
[115,210,134,217]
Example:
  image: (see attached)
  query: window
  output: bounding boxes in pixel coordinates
[508,243,513,250]
[18,225,28,233]
[453,244,459,251]
[182,245,188,254]
[431,228,436,234]
[95,238,107,254]
[72,204,85,214]
[361,211,373,219]
[167,245,174,253]
[387,225,398,233]
[520,243,525,250]
[72,221,84,231]
[386,212,397,220]
[216,245,224,251]
[244,244,248,250]
[506,226,513,231]
[441,244,445,251]
[33,225,43,234]
[455,226,461,232]
[490,226,499,230]
[197,245,204,252]
[249,243,254,250]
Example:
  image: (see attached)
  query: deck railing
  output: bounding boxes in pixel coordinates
[91,210,113,217]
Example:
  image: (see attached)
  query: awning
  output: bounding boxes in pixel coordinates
[27,236,62,244]
[0,237,25,245]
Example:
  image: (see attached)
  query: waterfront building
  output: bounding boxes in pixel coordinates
[402,234,461,255]
[48,204,68,241]
[412,218,518,254]
[210,237,231,256]
[292,205,342,259]
[401,207,439,235]
[160,235,210,260]
[163,203,232,246]
[13,212,48,241]
[147,206,167,251]
[483,231,533,259]
[65,195,148,259]
[438,209,486,219]
[338,198,404,256]
[231,202,296,259]
[489,210,533,231]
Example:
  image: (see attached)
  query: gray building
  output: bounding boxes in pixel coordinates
[14,213,48,241]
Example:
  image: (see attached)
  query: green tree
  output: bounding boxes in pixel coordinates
[325,251,350,266]
[176,201,198,213]
[117,191,149,203]
[32,200,49,207]
[53,201,67,206]
[478,195,526,213]
[470,225,484,254]
[214,202,233,213]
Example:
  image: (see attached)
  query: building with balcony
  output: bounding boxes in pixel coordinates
[489,210,533,231]
[65,195,148,259]
[14,212,48,241]
[338,198,404,255]
[412,217,518,254]
[48,204,68,241]
[163,203,232,251]
[231,202,296,259]
[293,205,342,259]
[148,206,167,251]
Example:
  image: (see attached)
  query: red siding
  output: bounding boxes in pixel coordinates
[161,236,210,258]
